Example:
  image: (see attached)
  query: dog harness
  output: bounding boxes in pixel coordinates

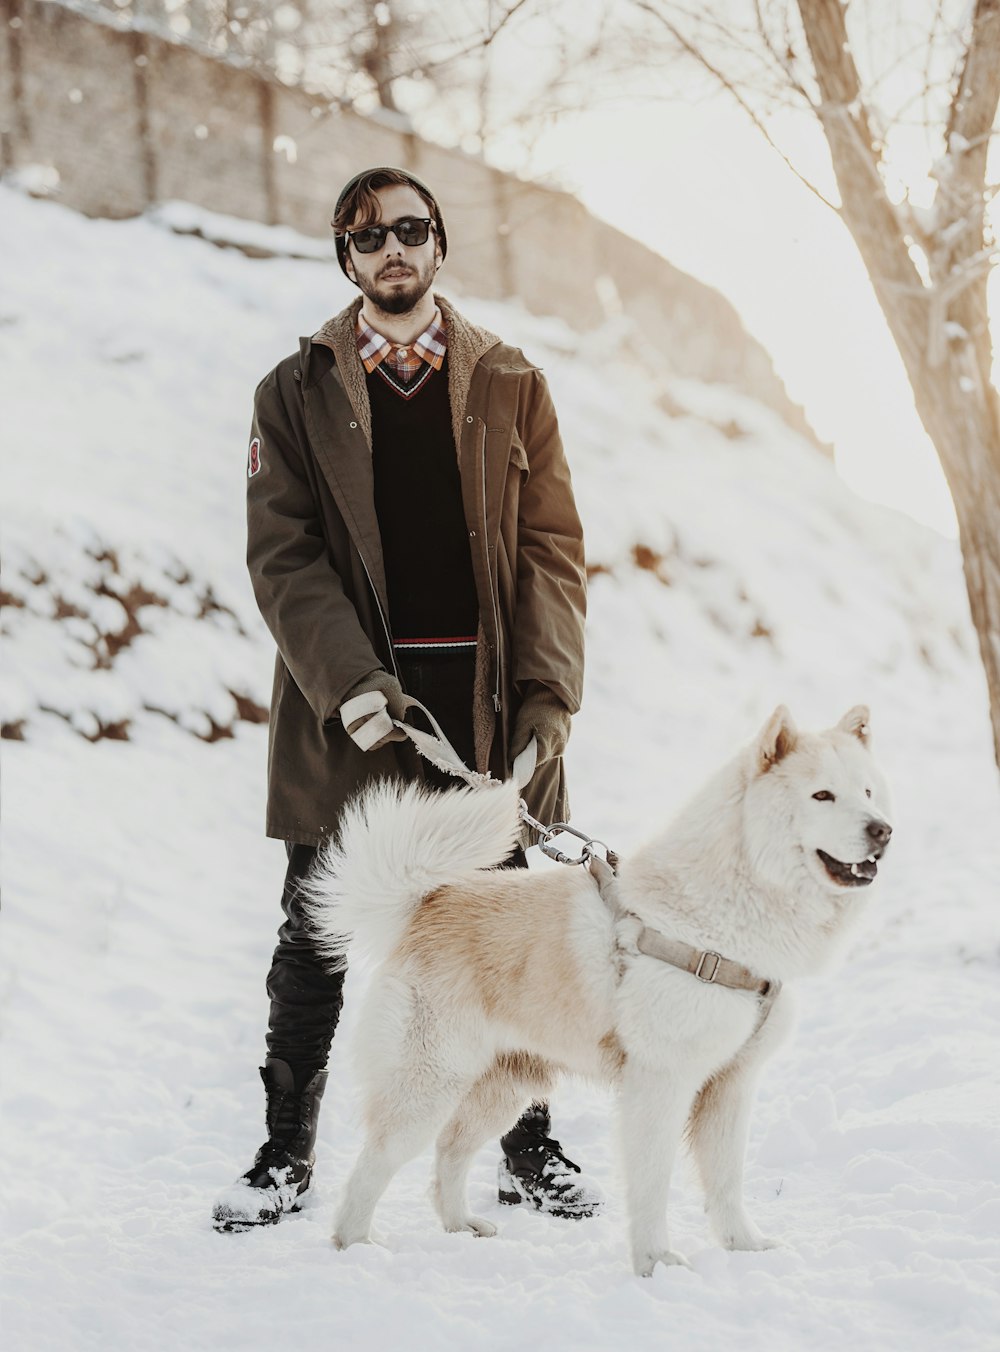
[585,854,782,1036]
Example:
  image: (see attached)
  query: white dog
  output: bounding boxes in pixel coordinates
[305,704,891,1276]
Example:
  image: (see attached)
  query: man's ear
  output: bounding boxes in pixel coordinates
[344,249,356,283]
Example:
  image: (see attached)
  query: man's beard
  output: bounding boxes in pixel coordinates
[356,256,436,315]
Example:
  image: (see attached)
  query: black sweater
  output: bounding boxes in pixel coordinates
[367,359,480,642]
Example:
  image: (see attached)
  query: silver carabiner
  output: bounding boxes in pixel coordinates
[539,822,601,866]
[519,803,617,869]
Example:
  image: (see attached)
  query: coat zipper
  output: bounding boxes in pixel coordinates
[358,550,400,681]
[480,422,502,713]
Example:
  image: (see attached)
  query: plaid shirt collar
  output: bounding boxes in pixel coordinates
[356,308,447,382]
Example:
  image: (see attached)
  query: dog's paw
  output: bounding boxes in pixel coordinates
[332,1231,376,1251]
[709,1204,780,1252]
[720,1224,780,1252]
[634,1248,691,1277]
[444,1215,497,1238]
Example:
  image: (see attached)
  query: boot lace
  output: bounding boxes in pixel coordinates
[509,1131,582,1178]
[266,1085,304,1138]
[256,1137,297,1167]
[529,1135,582,1175]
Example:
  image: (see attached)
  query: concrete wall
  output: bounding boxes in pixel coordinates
[0,0,822,448]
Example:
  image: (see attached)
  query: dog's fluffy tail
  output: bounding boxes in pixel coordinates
[303,777,523,967]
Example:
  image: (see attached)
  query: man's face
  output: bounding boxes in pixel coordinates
[344,183,442,316]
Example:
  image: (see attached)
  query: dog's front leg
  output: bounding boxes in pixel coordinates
[333,1142,399,1250]
[688,1042,782,1252]
[618,1061,698,1277]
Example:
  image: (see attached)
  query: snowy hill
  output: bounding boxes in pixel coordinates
[2,186,998,1352]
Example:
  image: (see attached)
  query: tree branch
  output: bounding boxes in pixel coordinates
[389,0,535,81]
[631,0,839,214]
[945,0,1000,163]
[796,0,930,364]
[760,0,811,101]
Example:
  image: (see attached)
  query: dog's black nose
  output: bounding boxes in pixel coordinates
[867,818,892,846]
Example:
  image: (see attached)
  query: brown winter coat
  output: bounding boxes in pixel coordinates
[246,293,586,845]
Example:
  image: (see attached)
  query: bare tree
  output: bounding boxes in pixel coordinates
[354,0,404,112]
[626,0,1000,769]
[97,0,438,116]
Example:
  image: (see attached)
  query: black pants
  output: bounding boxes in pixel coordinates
[265,649,526,1073]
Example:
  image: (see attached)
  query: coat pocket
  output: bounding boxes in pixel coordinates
[508,434,529,473]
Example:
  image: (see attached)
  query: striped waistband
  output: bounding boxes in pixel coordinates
[392,636,478,652]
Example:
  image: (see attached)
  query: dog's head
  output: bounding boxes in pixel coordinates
[742,704,893,895]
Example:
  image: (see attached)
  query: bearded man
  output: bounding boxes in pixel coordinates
[213,166,598,1231]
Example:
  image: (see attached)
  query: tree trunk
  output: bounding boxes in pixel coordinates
[361,2,401,112]
[797,0,1000,770]
[917,361,1000,765]
[951,483,1000,758]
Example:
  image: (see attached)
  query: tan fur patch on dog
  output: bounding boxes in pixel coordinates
[395,870,615,1065]
[598,1030,627,1076]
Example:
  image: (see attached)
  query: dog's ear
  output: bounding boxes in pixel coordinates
[756,705,798,773]
[836,704,871,746]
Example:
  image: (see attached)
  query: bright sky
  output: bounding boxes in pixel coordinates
[516,93,998,541]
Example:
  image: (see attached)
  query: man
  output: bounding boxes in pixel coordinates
[212,166,597,1233]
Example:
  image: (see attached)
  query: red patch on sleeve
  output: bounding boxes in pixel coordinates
[248,437,262,477]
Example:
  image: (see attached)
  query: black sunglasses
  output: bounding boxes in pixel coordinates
[344,217,434,254]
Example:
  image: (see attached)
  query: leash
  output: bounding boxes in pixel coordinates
[344,687,508,787]
[375,694,780,1023]
[358,690,613,864]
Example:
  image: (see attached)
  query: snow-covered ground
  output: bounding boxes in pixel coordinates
[2,185,998,1351]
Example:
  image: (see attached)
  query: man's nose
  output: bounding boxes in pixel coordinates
[381,228,405,256]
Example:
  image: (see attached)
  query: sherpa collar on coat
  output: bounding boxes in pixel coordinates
[312,294,502,456]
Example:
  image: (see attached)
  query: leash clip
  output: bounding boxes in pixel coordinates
[539,822,611,868]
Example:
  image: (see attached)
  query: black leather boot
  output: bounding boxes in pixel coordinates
[212,1059,328,1232]
[498,1103,604,1219]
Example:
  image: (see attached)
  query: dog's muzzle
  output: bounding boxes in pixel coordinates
[816,842,887,887]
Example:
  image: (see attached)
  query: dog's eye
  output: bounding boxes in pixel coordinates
[812,790,835,802]
[865,788,872,798]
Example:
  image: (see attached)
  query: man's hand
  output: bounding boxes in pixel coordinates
[339,670,408,752]
[510,684,571,766]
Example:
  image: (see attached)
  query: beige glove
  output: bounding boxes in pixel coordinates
[510,684,571,766]
[339,670,408,752]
